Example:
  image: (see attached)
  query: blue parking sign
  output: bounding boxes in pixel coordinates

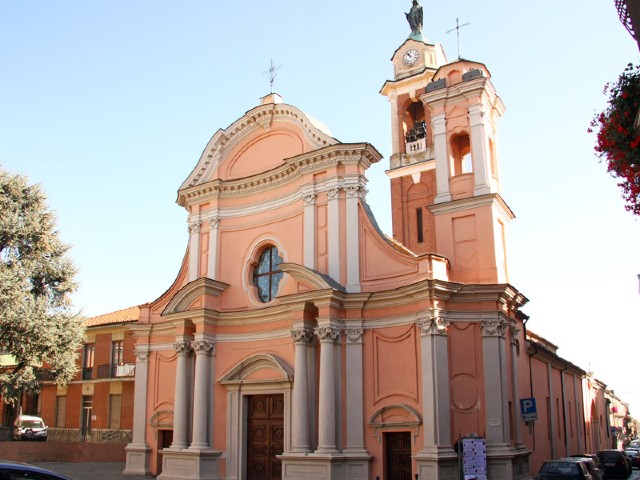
[520,398,537,421]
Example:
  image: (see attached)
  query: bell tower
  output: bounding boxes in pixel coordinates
[381,3,513,284]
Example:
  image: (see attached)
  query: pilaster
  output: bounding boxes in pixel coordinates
[124,348,152,476]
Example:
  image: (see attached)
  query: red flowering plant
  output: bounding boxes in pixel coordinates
[589,63,640,216]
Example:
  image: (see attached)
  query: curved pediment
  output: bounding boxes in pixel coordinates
[162,277,230,315]
[180,100,338,189]
[219,353,293,385]
[278,262,345,292]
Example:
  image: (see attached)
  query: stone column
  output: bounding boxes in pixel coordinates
[124,348,151,476]
[170,341,192,449]
[315,325,340,453]
[188,221,201,282]
[130,349,150,446]
[190,339,214,450]
[291,328,314,453]
[481,318,510,445]
[418,315,451,450]
[432,112,452,204]
[344,328,366,452]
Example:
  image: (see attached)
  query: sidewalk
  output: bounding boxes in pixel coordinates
[33,462,155,480]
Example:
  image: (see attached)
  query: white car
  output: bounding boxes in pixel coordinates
[13,414,48,441]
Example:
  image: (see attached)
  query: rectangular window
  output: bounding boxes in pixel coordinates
[108,394,122,430]
[416,208,424,243]
[111,340,124,365]
[83,344,95,380]
[55,396,66,428]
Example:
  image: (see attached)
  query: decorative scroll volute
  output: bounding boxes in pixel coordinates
[315,326,340,343]
[291,328,314,344]
[192,339,215,354]
[418,316,450,336]
[481,319,508,337]
[174,341,193,355]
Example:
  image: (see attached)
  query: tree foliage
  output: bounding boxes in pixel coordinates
[590,63,640,216]
[0,167,85,405]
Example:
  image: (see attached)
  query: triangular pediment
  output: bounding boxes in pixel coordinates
[180,100,338,189]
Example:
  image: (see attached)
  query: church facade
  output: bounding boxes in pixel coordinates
[119,6,550,480]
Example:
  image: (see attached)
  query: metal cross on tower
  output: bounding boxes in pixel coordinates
[446,17,470,59]
[262,59,282,94]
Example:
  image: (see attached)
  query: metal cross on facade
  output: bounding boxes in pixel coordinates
[263,59,282,94]
[446,17,470,59]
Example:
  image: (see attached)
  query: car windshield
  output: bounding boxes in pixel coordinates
[541,462,580,475]
[19,419,43,428]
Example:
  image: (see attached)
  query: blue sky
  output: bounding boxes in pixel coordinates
[2,1,640,413]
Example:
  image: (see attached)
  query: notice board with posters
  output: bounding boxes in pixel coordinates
[461,437,487,480]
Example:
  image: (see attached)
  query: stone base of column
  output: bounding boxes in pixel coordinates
[157,449,222,480]
[124,443,152,476]
[415,447,458,480]
[485,444,531,480]
[280,452,371,480]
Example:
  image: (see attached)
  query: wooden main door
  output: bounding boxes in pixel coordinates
[385,431,413,480]
[247,394,284,480]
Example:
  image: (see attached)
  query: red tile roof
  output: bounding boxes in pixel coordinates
[83,306,140,328]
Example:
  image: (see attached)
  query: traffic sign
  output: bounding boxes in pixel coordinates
[520,398,537,422]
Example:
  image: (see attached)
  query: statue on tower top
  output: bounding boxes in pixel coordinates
[405,0,424,40]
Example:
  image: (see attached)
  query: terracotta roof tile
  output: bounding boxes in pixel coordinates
[83,306,141,327]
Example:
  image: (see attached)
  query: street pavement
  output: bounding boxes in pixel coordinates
[33,462,155,480]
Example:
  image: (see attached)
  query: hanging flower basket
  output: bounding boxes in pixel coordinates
[589,63,640,216]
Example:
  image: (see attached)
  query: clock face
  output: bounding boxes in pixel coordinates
[402,49,419,65]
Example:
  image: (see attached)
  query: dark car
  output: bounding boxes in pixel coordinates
[568,454,607,480]
[623,449,640,469]
[0,460,71,479]
[597,450,631,478]
[536,459,593,479]
[563,457,605,480]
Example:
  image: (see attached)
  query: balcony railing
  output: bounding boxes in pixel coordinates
[96,363,135,379]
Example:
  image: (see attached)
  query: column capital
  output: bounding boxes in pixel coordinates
[174,341,193,355]
[315,326,340,343]
[481,318,508,337]
[192,339,214,354]
[135,349,150,362]
[345,328,364,344]
[188,221,201,234]
[510,323,520,344]
[418,316,450,336]
[291,327,314,344]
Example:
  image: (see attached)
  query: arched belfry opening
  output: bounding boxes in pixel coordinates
[450,133,472,175]
[403,100,427,153]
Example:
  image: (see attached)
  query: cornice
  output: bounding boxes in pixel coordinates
[177,143,381,207]
[428,193,515,220]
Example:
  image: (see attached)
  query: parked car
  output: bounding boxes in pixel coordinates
[569,454,607,479]
[536,459,593,479]
[564,456,606,480]
[12,414,48,441]
[597,450,631,478]
[0,460,71,479]
[624,449,640,469]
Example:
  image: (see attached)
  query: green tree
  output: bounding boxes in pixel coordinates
[0,167,85,405]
